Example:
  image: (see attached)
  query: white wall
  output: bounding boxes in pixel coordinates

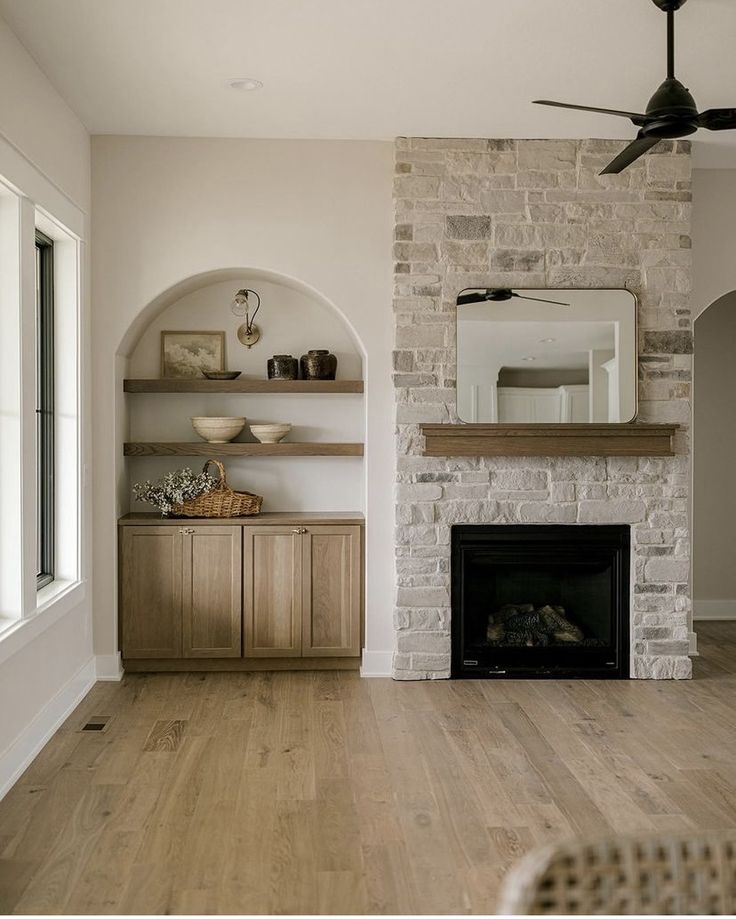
[0,15,93,797]
[691,170,736,623]
[692,169,736,318]
[693,294,736,619]
[91,136,394,673]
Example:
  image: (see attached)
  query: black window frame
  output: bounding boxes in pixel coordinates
[36,230,55,590]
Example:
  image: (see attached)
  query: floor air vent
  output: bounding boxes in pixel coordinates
[80,716,111,732]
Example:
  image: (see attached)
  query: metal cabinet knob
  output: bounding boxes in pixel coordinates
[291,527,308,535]
[179,527,195,535]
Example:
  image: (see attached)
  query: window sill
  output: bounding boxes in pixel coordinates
[0,580,87,667]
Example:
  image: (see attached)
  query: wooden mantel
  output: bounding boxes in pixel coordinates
[420,423,679,458]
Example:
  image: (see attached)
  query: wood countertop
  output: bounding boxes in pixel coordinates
[118,511,365,526]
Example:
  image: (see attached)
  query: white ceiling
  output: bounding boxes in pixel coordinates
[2,0,736,165]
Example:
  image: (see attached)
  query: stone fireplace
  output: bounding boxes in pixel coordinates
[393,137,692,680]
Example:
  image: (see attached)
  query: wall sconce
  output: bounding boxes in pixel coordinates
[231,288,262,348]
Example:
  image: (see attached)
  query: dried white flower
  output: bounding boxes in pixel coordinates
[133,467,216,516]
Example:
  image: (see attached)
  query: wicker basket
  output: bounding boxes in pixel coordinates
[171,459,262,518]
[496,830,736,915]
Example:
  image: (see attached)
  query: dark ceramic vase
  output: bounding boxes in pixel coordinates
[300,349,338,381]
[267,354,299,380]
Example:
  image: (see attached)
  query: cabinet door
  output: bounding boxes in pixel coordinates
[182,527,242,658]
[120,527,183,658]
[243,527,302,657]
[302,526,361,657]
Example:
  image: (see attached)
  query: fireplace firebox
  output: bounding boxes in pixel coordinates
[451,525,630,679]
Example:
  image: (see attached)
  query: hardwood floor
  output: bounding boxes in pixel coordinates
[2,623,736,914]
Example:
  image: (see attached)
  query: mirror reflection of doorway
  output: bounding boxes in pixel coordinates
[693,291,736,674]
[455,288,637,424]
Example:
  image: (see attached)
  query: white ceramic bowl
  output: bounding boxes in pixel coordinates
[191,416,246,443]
[249,423,292,444]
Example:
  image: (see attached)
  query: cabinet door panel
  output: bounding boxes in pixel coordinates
[244,527,301,657]
[121,527,182,658]
[302,526,361,657]
[183,527,242,658]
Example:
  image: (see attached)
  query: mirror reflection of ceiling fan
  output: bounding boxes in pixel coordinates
[534,0,736,174]
[457,288,571,306]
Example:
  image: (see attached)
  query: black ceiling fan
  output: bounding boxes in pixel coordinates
[457,288,570,306]
[534,0,736,175]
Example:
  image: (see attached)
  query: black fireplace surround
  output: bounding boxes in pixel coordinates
[451,525,630,679]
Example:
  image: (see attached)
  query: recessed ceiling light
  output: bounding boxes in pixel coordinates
[227,77,263,92]
[522,356,536,362]
[539,337,556,343]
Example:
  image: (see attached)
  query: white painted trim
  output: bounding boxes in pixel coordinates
[0,130,86,233]
[0,581,86,667]
[0,657,95,801]
[360,649,392,677]
[95,653,123,682]
[689,631,699,656]
[694,599,736,620]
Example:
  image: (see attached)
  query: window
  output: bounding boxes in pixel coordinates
[35,230,54,589]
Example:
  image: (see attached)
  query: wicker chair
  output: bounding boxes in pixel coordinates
[496,831,736,915]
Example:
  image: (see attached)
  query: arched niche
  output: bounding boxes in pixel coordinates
[117,266,366,361]
[693,290,736,628]
[117,267,366,515]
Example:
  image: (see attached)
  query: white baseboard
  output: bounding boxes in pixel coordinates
[360,649,393,677]
[0,656,96,801]
[693,599,736,621]
[689,631,699,656]
[95,652,123,681]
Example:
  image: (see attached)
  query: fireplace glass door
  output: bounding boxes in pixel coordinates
[451,525,630,678]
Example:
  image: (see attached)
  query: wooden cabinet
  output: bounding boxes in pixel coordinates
[183,528,242,658]
[119,514,363,670]
[120,525,242,659]
[120,527,183,659]
[243,525,361,659]
[243,527,302,657]
[302,527,361,657]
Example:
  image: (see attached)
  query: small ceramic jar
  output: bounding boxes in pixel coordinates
[300,349,338,380]
[267,354,299,380]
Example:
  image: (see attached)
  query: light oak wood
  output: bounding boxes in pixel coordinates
[182,527,242,658]
[119,511,365,527]
[124,441,364,457]
[244,527,303,657]
[124,378,364,394]
[421,422,679,457]
[120,527,183,658]
[2,624,734,915]
[302,526,361,657]
[120,517,365,672]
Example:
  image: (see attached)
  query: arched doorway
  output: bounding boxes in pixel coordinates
[693,291,736,671]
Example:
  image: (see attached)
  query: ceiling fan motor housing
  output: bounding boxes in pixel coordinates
[651,0,687,11]
[644,78,699,137]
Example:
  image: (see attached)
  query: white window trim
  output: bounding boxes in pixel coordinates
[0,581,87,668]
[0,133,87,650]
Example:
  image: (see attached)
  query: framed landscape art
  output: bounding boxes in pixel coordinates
[160,330,225,378]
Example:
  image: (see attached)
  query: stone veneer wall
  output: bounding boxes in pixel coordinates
[393,137,692,680]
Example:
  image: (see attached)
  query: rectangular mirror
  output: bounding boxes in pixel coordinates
[456,288,637,424]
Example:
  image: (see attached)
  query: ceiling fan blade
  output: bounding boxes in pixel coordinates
[698,108,736,131]
[533,100,647,125]
[456,291,489,305]
[511,293,571,307]
[600,134,660,175]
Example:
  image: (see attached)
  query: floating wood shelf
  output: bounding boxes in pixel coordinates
[124,379,364,394]
[124,442,364,457]
[421,423,679,458]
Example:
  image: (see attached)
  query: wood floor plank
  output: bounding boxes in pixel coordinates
[1,622,735,914]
